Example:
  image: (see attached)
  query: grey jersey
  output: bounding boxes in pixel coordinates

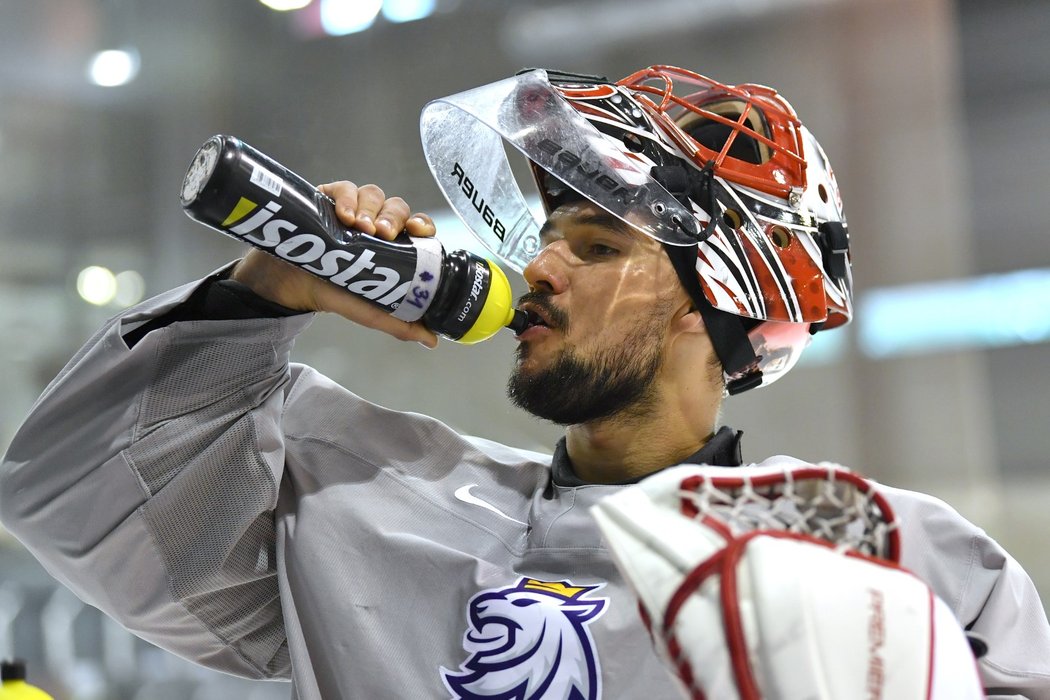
[2,276,1049,699]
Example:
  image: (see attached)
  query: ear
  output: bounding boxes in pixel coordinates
[671,302,706,336]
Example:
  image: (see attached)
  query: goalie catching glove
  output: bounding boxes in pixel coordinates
[590,463,984,700]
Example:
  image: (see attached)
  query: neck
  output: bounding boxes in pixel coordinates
[564,380,720,483]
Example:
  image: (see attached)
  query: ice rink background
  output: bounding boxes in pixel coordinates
[0,0,1047,697]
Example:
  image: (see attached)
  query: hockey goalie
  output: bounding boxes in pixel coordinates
[591,463,985,700]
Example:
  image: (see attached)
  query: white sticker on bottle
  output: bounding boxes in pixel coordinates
[250,165,283,197]
[392,236,443,323]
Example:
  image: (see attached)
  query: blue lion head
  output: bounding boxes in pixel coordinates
[441,578,608,700]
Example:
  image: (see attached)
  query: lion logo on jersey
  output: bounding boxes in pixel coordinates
[441,577,608,699]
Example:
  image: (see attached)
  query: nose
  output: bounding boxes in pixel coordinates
[522,242,569,294]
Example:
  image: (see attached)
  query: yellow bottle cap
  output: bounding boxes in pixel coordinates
[1,661,53,700]
[0,680,55,700]
[457,259,519,344]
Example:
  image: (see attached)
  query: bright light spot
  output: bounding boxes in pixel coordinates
[858,268,1050,358]
[88,49,140,87]
[77,266,118,305]
[113,270,146,307]
[320,0,381,35]
[382,0,436,23]
[259,0,312,10]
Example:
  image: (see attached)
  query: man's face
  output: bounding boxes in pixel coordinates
[507,201,689,425]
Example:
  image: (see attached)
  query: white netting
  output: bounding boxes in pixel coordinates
[677,465,899,560]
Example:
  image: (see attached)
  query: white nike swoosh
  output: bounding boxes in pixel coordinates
[453,484,528,526]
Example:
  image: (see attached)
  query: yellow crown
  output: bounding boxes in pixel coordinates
[522,579,589,599]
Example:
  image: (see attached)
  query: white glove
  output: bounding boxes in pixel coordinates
[591,464,985,700]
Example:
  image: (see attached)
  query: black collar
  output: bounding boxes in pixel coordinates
[550,426,744,487]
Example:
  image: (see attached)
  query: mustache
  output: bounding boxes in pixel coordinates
[516,291,569,331]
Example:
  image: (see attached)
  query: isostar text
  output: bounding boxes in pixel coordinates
[222,197,412,308]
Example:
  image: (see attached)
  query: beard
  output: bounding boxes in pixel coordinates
[507,313,665,426]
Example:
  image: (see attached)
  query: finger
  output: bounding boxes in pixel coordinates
[405,212,437,238]
[341,303,441,348]
[352,184,387,235]
[318,181,360,228]
[313,282,440,348]
[369,316,440,349]
[374,196,412,239]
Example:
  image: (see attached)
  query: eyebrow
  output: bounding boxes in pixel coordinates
[538,210,639,245]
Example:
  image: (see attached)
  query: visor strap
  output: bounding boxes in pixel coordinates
[696,161,721,242]
[649,161,720,244]
[664,243,763,394]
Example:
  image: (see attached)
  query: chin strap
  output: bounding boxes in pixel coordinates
[652,163,766,394]
[663,242,764,395]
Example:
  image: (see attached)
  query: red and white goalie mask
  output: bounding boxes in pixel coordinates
[420,66,853,391]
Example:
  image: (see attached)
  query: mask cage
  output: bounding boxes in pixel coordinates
[617,65,808,200]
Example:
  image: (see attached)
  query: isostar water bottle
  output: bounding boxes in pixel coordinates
[180,135,527,343]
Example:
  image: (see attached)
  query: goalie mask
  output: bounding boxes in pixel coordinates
[420,66,852,394]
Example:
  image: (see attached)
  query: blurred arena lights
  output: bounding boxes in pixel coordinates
[76,266,118,306]
[285,0,438,37]
[113,270,146,307]
[87,49,140,87]
[320,0,382,35]
[382,0,437,23]
[75,267,146,307]
[858,268,1050,358]
[259,0,312,10]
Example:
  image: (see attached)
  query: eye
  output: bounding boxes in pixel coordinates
[586,243,620,258]
[512,599,539,607]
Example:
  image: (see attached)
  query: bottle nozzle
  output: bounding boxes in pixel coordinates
[506,309,529,335]
[1,659,26,682]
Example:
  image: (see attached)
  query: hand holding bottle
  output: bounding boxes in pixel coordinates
[181,135,526,349]
[231,180,442,347]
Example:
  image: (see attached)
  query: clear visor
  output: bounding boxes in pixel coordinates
[420,69,699,273]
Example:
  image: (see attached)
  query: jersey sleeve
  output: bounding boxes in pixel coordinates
[0,272,315,680]
[883,485,1050,699]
